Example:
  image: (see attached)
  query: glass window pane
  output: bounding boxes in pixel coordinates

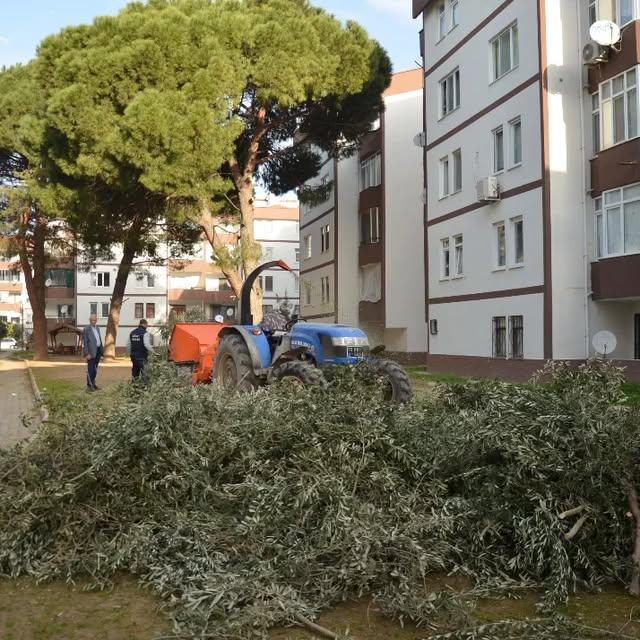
[497,224,506,266]
[628,88,638,139]
[453,150,462,191]
[593,111,600,154]
[620,0,633,24]
[592,93,599,110]
[602,81,611,100]
[595,197,602,211]
[494,129,504,172]
[625,201,640,253]
[596,213,604,258]
[607,206,622,254]
[613,75,625,94]
[613,95,625,143]
[512,25,519,68]
[447,77,454,111]
[512,120,522,164]
[514,219,524,263]
[492,39,500,79]
[624,184,640,200]
[605,189,621,205]
[628,68,637,88]
[500,30,511,75]
[601,99,613,147]
[454,70,460,107]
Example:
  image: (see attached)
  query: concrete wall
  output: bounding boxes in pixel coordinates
[384,89,428,353]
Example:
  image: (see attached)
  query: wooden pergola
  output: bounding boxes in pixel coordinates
[48,323,83,355]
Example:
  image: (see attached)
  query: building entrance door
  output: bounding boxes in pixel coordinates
[635,314,640,360]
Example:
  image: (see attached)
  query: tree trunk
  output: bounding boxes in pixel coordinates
[19,215,48,361]
[102,224,141,359]
[237,184,263,323]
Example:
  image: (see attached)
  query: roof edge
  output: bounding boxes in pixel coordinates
[412,0,432,19]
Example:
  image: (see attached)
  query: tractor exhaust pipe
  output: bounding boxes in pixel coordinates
[239,260,292,326]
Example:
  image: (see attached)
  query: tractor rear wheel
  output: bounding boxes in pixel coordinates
[214,334,259,392]
[272,361,326,387]
[369,358,412,404]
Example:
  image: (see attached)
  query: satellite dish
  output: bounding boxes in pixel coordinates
[592,330,617,356]
[589,20,621,47]
[45,279,53,287]
[226,308,235,317]
[60,305,68,315]
[214,314,224,324]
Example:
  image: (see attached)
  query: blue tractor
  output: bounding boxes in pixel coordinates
[212,261,412,402]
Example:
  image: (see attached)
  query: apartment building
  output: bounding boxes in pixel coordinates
[299,69,428,360]
[0,259,23,325]
[168,201,300,321]
[76,249,169,348]
[413,0,640,380]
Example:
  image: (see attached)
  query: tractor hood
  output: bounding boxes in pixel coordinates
[289,323,370,365]
[292,324,368,342]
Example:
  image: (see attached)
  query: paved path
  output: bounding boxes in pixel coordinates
[0,355,39,449]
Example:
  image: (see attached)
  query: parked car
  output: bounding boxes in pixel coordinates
[0,337,19,350]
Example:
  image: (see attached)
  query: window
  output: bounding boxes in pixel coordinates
[259,275,274,292]
[495,222,507,268]
[491,23,519,81]
[57,304,73,319]
[135,303,144,319]
[493,126,505,173]
[100,302,109,318]
[592,93,601,155]
[46,269,74,287]
[595,184,640,258]
[493,316,507,358]
[360,153,381,191]
[295,248,300,263]
[440,238,450,279]
[90,302,98,316]
[510,118,522,167]
[590,0,636,26]
[304,235,312,259]
[146,303,155,320]
[509,316,524,359]
[449,0,459,29]
[453,234,463,276]
[90,271,110,288]
[438,2,446,40]
[361,207,380,244]
[598,68,638,149]
[452,149,462,193]
[135,271,155,288]
[439,156,450,198]
[321,224,331,253]
[512,217,524,265]
[304,282,311,305]
[321,276,331,304]
[429,319,439,335]
[0,269,20,282]
[439,68,460,118]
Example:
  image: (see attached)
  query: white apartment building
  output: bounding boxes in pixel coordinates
[413,0,640,380]
[76,249,169,348]
[299,69,428,360]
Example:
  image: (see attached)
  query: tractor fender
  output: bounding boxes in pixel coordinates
[218,327,272,373]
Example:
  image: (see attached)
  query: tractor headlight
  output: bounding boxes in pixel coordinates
[331,336,369,347]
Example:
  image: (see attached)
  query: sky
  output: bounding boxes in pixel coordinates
[0,0,421,72]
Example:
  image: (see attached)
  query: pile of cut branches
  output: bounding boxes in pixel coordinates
[0,361,639,638]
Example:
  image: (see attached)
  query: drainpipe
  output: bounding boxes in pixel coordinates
[576,1,591,360]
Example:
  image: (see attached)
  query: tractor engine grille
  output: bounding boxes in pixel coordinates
[335,345,369,359]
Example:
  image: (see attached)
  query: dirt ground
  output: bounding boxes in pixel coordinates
[0,577,169,640]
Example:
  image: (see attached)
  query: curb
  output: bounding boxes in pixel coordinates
[24,360,49,423]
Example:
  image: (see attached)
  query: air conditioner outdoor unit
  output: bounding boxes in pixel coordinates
[413,131,427,148]
[476,176,500,203]
[582,41,608,66]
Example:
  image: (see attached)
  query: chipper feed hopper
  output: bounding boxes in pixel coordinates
[169,260,412,402]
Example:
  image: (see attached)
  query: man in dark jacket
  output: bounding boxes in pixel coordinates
[126,319,155,379]
[82,313,103,391]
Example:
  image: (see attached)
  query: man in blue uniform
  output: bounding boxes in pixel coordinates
[126,319,155,379]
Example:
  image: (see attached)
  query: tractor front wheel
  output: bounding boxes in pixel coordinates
[272,361,326,388]
[214,334,259,392]
[369,358,412,404]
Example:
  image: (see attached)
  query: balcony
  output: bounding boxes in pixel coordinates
[359,301,385,323]
[592,254,640,300]
[359,241,383,266]
[168,289,236,306]
[591,138,640,196]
